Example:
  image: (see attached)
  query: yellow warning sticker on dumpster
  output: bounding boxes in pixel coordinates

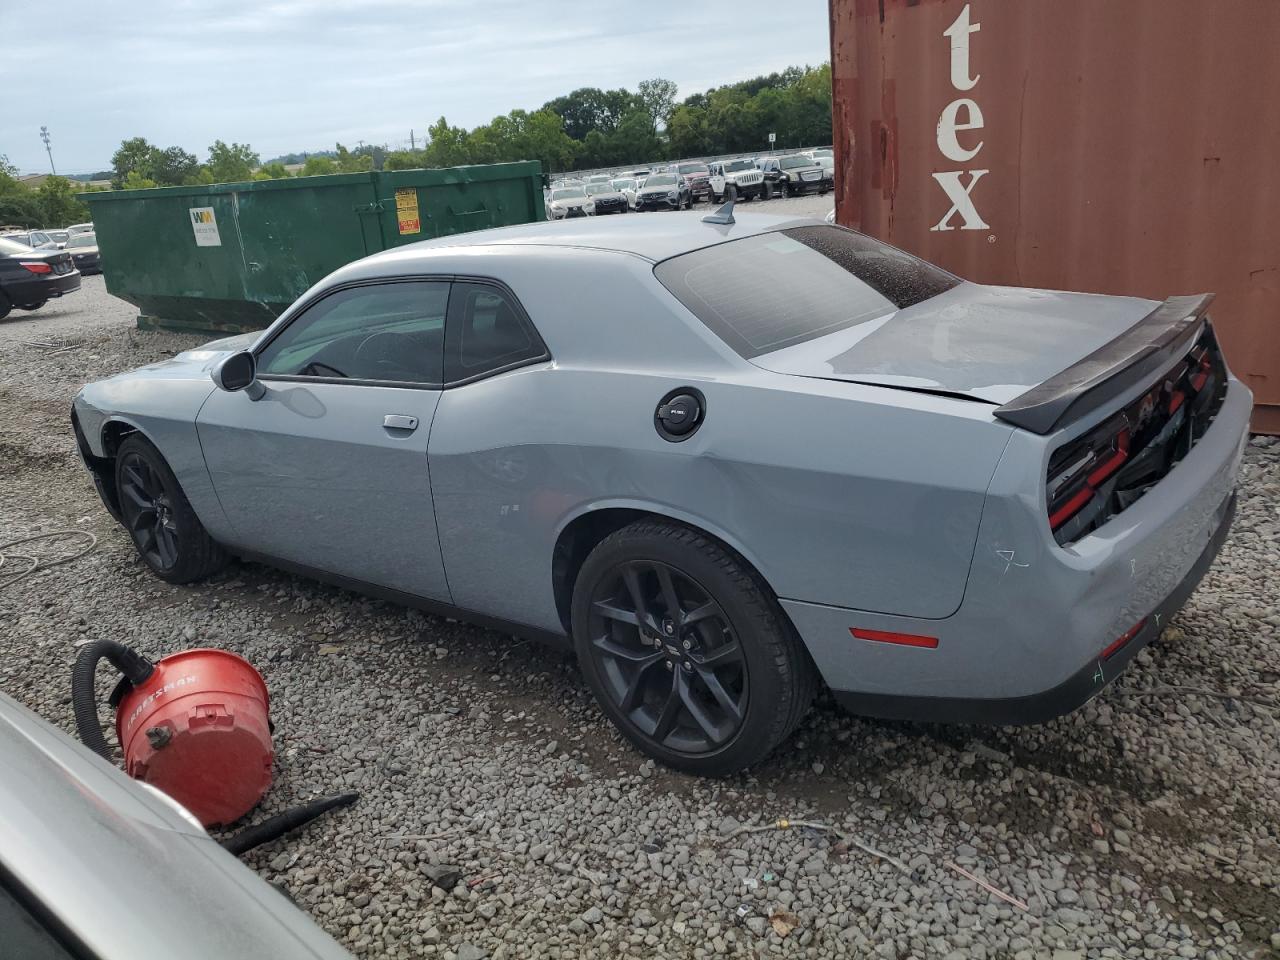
[395,188,421,235]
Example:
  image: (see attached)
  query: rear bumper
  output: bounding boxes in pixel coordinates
[785,374,1251,724]
[830,490,1236,723]
[4,270,80,305]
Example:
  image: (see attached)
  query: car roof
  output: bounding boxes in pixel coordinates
[377,211,812,264]
[0,693,351,959]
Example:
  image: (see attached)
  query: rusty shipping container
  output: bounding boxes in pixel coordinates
[830,0,1280,432]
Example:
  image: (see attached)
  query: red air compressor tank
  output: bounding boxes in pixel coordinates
[113,648,273,827]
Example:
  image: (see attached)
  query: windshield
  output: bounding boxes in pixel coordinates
[645,174,676,188]
[611,179,636,190]
[779,155,811,170]
[0,237,36,255]
[45,230,69,242]
[550,188,586,200]
[587,175,611,182]
[655,226,960,358]
[67,234,97,248]
[724,159,755,172]
[677,163,709,175]
[585,184,614,195]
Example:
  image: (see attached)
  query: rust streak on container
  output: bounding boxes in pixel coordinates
[828,0,1280,432]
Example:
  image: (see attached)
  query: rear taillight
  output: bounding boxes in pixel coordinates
[1046,421,1130,533]
[20,261,52,274]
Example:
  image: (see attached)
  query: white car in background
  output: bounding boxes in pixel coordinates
[611,177,639,209]
[547,185,595,219]
[709,158,766,202]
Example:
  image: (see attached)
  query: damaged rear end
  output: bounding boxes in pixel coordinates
[830,294,1249,722]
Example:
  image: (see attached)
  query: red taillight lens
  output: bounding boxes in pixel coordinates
[850,627,939,649]
[1102,618,1147,659]
[20,261,52,274]
[1048,487,1094,530]
[1047,427,1130,532]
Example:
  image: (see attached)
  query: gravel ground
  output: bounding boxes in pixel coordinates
[2,265,1278,959]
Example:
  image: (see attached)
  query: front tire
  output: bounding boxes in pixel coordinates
[572,520,816,775]
[114,434,229,583]
[0,292,11,320]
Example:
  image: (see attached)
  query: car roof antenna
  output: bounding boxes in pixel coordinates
[702,199,735,225]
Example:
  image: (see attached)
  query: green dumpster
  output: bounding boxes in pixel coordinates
[82,161,546,335]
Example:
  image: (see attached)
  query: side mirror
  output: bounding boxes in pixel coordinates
[212,350,265,400]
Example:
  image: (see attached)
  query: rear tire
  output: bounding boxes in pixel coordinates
[572,520,816,775]
[17,300,47,311]
[114,434,229,584]
[0,292,11,320]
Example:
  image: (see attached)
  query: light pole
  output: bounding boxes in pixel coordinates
[40,126,57,175]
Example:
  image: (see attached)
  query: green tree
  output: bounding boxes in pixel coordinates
[637,78,679,130]
[332,143,373,173]
[0,154,20,195]
[152,146,200,186]
[423,117,471,168]
[35,176,90,225]
[300,155,337,176]
[384,150,426,171]
[0,194,44,227]
[111,136,157,188]
[544,87,638,140]
[121,170,159,190]
[205,140,259,183]
[255,161,292,180]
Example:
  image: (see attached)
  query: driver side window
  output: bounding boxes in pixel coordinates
[257,281,447,385]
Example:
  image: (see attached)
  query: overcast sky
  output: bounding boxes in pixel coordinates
[0,0,829,174]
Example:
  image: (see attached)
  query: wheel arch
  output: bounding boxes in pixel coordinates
[550,501,781,635]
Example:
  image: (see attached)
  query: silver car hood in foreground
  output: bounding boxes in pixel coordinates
[750,281,1158,404]
[0,694,350,960]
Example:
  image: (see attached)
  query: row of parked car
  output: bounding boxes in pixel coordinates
[1,221,101,274]
[0,221,96,320]
[545,148,834,218]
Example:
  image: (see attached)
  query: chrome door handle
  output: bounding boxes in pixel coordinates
[383,414,419,431]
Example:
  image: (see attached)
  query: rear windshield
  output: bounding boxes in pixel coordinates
[0,237,34,255]
[654,225,960,358]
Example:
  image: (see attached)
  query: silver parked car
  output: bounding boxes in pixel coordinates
[72,212,1250,774]
[0,693,351,959]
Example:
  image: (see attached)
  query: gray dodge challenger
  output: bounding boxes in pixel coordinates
[72,211,1250,774]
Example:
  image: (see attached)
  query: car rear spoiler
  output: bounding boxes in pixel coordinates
[993,293,1215,435]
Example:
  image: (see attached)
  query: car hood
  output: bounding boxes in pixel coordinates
[551,197,589,207]
[749,282,1159,405]
[589,191,626,201]
[639,184,677,195]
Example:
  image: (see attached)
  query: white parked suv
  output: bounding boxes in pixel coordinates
[708,158,765,202]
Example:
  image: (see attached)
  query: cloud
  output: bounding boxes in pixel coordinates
[0,0,828,172]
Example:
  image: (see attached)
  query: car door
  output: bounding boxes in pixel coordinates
[426,280,556,624]
[196,279,453,602]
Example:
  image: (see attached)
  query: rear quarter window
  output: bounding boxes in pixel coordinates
[654,225,960,358]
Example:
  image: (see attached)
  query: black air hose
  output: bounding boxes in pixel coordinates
[71,639,154,760]
[221,793,359,856]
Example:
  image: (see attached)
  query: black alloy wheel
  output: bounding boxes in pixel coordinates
[112,434,228,583]
[118,451,181,571]
[586,560,747,754]
[572,520,816,774]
